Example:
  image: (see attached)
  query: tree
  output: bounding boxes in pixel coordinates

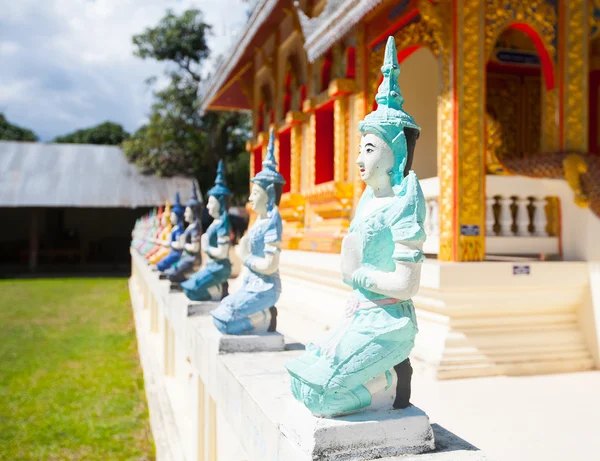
[123,8,251,204]
[0,113,38,141]
[53,121,129,145]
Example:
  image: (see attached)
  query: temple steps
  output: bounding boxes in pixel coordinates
[276,250,596,380]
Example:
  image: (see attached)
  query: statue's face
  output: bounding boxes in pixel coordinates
[170,212,178,225]
[249,183,268,213]
[161,214,168,226]
[207,195,221,219]
[357,132,394,186]
[184,206,194,223]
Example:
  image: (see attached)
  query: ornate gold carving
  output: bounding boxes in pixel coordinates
[486,73,520,170]
[308,113,317,186]
[457,0,486,261]
[563,0,589,151]
[563,153,590,208]
[484,0,557,62]
[368,17,442,106]
[291,125,302,193]
[328,78,356,97]
[304,181,354,219]
[333,96,348,183]
[542,86,558,151]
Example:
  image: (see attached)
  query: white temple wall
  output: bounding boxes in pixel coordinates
[398,47,438,180]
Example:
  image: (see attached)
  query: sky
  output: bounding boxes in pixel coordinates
[0,0,249,141]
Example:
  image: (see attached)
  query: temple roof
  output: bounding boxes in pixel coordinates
[199,0,282,113]
[0,141,201,208]
[297,0,386,62]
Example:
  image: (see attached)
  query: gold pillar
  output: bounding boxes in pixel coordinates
[439,0,486,261]
[333,96,348,183]
[291,124,302,193]
[561,0,590,151]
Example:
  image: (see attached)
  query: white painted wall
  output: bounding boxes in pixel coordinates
[398,47,439,179]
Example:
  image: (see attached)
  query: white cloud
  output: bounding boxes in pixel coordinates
[0,0,249,141]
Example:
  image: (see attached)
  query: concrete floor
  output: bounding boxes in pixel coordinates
[411,368,600,461]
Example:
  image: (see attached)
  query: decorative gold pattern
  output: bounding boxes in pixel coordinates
[542,86,559,151]
[563,153,590,208]
[457,0,486,261]
[334,96,348,183]
[563,0,589,151]
[484,0,557,62]
[291,125,302,193]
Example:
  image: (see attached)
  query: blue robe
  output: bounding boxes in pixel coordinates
[285,172,426,417]
[180,218,232,301]
[165,220,201,283]
[156,224,184,272]
[211,208,283,334]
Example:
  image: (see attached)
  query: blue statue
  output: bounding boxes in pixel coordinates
[156,192,186,272]
[181,161,233,301]
[164,183,202,284]
[285,37,426,417]
[211,130,285,334]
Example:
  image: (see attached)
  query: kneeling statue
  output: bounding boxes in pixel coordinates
[156,193,186,272]
[211,130,285,334]
[164,183,202,283]
[181,161,232,301]
[285,37,426,417]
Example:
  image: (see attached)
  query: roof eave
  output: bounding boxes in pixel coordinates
[199,0,280,113]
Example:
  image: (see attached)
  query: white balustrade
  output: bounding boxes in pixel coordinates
[420,175,562,257]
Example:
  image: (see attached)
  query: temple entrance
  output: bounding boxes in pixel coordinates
[485,27,545,173]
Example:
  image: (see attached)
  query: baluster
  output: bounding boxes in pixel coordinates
[516,197,531,236]
[499,196,514,236]
[486,196,496,236]
[431,198,439,236]
[533,197,548,236]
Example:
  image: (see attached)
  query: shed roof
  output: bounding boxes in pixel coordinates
[0,141,201,208]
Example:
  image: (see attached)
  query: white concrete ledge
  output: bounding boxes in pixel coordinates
[130,250,492,460]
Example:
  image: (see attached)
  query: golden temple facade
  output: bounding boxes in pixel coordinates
[200,0,600,261]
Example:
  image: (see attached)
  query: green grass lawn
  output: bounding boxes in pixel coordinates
[0,278,154,461]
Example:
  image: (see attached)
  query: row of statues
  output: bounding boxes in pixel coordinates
[132,37,425,419]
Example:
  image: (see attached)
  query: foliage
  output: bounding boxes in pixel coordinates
[123,8,251,204]
[53,121,130,145]
[0,113,38,142]
[0,278,153,460]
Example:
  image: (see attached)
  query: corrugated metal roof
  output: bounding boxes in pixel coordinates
[0,141,202,208]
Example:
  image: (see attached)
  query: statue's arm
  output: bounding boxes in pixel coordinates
[171,232,184,250]
[185,238,200,253]
[206,242,230,260]
[244,243,280,275]
[352,241,423,300]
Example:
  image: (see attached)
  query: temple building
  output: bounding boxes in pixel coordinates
[199,0,600,379]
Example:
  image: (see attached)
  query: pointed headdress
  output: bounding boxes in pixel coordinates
[358,36,420,189]
[171,192,185,220]
[251,129,286,210]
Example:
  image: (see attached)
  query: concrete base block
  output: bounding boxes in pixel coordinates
[217,330,285,354]
[281,399,435,461]
[187,300,219,317]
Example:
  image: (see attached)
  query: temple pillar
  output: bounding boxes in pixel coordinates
[278,112,307,249]
[438,0,486,261]
[560,0,590,152]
